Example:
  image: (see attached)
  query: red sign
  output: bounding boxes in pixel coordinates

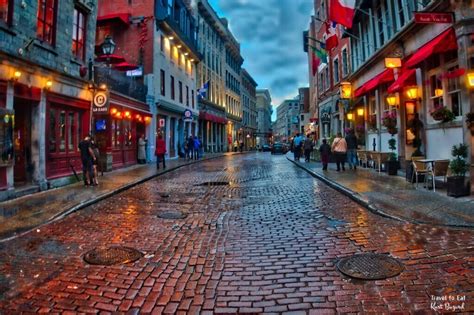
[414,12,453,24]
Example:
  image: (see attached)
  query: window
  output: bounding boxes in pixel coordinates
[192,90,195,109]
[318,72,323,94]
[342,48,348,77]
[186,86,189,106]
[447,66,461,117]
[324,67,329,90]
[333,58,339,83]
[397,0,405,30]
[123,120,132,146]
[112,119,122,148]
[72,8,86,60]
[179,81,183,103]
[160,35,164,52]
[429,74,443,109]
[37,0,57,45]
[48,106,83,155]
[170,75,175,100]
[0,0,13,25]
[376,4,384,47]
[160,70,166,96]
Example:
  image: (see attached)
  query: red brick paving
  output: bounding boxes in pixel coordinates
[0,154,472,313]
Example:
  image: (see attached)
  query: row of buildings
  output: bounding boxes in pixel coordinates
[0,0,273,200]
[305,0,474,190]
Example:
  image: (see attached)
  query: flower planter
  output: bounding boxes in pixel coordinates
[386,160,398,176]
[446,176,470,197]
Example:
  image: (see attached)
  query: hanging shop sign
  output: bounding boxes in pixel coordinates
[414,12,454,24]
[183,109,193,122]
[159,118,165,127]
[92,91,109,114]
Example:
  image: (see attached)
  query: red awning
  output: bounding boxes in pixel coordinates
[114,62,139,71]
[405,28,457,68]
[95,54,126,64]
[97,13,130,26]
[354,69,394,97]
[199,112,227,124]
[387,68,416,93]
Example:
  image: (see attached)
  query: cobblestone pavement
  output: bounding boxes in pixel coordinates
[0,153,473,314]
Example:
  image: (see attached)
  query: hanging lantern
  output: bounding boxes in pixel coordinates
[406,86,419,100]
[468,72,474,88]
[110,108,117,115]
[357,108,364,116]
[347,113,354,120]
[340,82,352,99]
[386,94,398,107]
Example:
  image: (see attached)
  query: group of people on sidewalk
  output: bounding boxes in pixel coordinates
[78,135,100,186]
[319,130,358,171]
[291,133,314,162]
[185,136,202,161]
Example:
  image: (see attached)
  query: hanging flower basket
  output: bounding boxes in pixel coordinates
[430,106,455,123]
[381,111,397,135]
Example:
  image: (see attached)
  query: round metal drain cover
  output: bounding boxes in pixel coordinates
[157,210,188,219]
[83,246,143,265]
[160,193,170,198]
[196,181,230,186]
[337,253,404,280]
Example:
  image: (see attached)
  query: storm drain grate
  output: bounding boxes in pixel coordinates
[196,181,230,186]
[337,253,404,280]
[157,210,188,219]
[83,246,143,265]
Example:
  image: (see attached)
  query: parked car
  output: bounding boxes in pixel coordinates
[271,142,287,154]
[261,144,271,152]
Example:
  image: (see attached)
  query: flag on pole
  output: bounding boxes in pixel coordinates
[311,47,327,64]
[329,0,356,29]
[197,81,209,99]
[325,21,338,51]
[312,52,320,76]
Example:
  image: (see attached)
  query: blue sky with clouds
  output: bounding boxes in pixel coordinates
[207,0,312,114]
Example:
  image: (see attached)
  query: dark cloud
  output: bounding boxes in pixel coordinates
[211,0,310,106]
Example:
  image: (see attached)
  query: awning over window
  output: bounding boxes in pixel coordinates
[404,28,457,68]
[354,69,394,97]
[199,112,227,124]
[387,68,416,93]
[97,13,130,26]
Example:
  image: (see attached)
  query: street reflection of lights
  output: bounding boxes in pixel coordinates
[34,274,40,278]
[36,229,40,233]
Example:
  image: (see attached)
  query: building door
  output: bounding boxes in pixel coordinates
[13,99,32,185]
[169,118,175,157]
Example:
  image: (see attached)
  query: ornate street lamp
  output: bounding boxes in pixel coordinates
[101,35,116,56]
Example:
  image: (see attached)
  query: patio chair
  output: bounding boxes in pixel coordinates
[358,151,368,168]
[412,160,430,189]
[427,160,450,192]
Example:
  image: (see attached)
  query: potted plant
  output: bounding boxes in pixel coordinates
[430,106,455,123]
[381,111,398,135]
[386,138,398,175]
[466,112,474,134]
[447,143,470,197]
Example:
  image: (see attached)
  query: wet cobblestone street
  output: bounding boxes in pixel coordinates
[0,154,473,314]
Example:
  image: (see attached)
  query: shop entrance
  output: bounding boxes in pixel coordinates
[13,99,33,185]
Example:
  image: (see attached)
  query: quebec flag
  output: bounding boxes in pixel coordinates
[197,81,209,99]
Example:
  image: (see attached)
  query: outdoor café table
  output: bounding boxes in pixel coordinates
[368,151,391,172]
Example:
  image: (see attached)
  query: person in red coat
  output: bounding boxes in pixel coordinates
[155,134,166,169]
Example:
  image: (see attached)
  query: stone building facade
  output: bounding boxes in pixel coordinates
[241,68,257,150]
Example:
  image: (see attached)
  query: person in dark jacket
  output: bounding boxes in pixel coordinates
[319,139,331,171]
[187,136,194,161]
[78,135,95,186]
[345,130,358,170]
[303,135,314,162]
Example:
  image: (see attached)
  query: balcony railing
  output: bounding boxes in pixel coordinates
[94,66,147,102]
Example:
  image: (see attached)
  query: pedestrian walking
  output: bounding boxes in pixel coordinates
[138,134,147,164]
[345,129,358,170]
[233,140,239,152]
[319,139,331,171]
[90,140,100,185]
[78,135,95,186]
[187,136,194,160]
[293,133,303,161]
[331,132,348,171]
[193,136,201,160]
[155,134,166,169]
[303,134,314,162]
[239,139,244,152]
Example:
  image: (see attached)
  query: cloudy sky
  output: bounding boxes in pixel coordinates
[208,0,313,117]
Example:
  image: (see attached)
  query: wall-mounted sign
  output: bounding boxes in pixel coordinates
[414,12,454,24]
[159,118,165,127]
[183,109,193,122]
[92,91,109,113]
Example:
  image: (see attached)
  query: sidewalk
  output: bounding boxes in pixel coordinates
[0,152,237,242]
[288,155,474,228]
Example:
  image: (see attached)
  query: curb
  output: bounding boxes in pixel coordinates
[287,156,474,229]
[0,152,245,243]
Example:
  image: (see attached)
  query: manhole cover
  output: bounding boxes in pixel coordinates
[83,246,143,265]
[157,210,188,219]
[196,181,230,186]
[160,194,170,198]
[337,253,404,280]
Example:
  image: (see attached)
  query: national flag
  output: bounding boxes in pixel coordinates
[329,0,356,29]
[325,21,338,51]
[311,47,327,64]
[312,52,320,76]
[197,80,209,99]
